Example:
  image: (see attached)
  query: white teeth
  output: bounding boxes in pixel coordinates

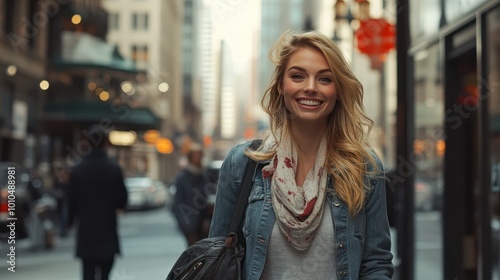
[298,100,321,106]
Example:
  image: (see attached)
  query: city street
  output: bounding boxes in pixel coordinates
[0,207,186,280]
[0,205,444,280]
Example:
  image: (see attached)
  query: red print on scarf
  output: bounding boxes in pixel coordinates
[262,169,271,179]
[297,197,318,221]
[317,167,323,177]
[288,191,296,197]
[284,157,293,168]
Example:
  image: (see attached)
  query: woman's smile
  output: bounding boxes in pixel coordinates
[296,98,324,107]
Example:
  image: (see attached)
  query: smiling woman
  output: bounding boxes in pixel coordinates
[209,30,394,280]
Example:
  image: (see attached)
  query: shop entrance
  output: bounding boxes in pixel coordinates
[444,24,479,279]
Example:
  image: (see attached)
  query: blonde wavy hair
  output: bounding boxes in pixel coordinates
[247,30,380,215]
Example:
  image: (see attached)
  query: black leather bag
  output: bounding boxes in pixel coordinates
[166,141,260,280]
[166,234,244,280]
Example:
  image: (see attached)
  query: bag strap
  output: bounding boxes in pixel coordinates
[227,139,262,245]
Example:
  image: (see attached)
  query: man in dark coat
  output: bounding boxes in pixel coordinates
[68,128,128,280]
[172,143,211,246]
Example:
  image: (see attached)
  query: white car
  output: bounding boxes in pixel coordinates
[124,177,169,210]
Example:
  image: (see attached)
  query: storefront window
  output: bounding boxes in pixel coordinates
[413,44,444,280]
[487,7,500,280]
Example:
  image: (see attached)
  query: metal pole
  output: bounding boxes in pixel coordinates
[396,0,415,279]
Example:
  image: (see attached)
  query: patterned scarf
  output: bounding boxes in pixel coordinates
[261,133,328,251]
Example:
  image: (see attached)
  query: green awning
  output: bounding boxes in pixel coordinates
[43,100,161,130]
[52,59,140,74]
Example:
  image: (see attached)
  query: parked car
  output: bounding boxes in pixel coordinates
[124,177,169,210]
[0,162,33,241]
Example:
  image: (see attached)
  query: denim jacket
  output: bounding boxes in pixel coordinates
[209,141,394,280]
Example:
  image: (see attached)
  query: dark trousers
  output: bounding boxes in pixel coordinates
[82,258,114,280]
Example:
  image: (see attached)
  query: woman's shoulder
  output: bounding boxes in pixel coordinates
[219,140,262,177]
[226,140,261,162]
[223,141,252,167]
[364,148,384,172]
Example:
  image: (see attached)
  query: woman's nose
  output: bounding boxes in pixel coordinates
[304,79,317,94]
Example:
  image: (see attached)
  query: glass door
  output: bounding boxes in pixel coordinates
[444,22,479,280]
[487,6,500,280]
[413,44,444,280]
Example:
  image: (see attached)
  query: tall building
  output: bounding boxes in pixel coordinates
[258,0,306,133]
[210,0,261,155]
[199,2,218,144]
[103,0,184,181]
[218,40,236,140]
[182,0,203,144]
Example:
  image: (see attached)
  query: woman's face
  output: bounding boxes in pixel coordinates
[281,47,337,127]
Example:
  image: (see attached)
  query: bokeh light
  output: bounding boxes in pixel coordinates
[39,80,49,90]
[71,14,82,25]
[88,82,97,91]
[121,81,134,95]
[158,82,169,93]
[99,91,110,101]
[6,65,17,76]
[155,138,174,154]
[143,130,160,143]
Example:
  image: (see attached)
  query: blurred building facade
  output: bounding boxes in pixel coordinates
[45,0,165,183]
[0,0,49,170]
[0,0,169,188]
[102,0,184,182]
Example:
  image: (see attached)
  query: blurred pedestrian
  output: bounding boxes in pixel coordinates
[209,30,394,279]
[171,143,211,247]
[67,127,128,280]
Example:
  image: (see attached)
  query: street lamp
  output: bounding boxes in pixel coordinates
[334,0,349,22]
[335,0,396,162]
[357,0,371,21]
[334,0,371,31]
[333,0,371,60]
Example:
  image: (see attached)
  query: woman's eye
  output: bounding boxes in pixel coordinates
[291,74,304,79]
[319,77,332,83]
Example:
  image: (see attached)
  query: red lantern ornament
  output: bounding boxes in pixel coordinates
[355,18,395,55]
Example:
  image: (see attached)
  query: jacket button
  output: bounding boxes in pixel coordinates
[334,202,340,207]
[338,243,344,248]
[339,271,347,276]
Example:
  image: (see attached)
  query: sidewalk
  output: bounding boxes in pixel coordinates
[0,208,186,279]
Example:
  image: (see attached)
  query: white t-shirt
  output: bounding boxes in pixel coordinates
[260,205,337,280]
